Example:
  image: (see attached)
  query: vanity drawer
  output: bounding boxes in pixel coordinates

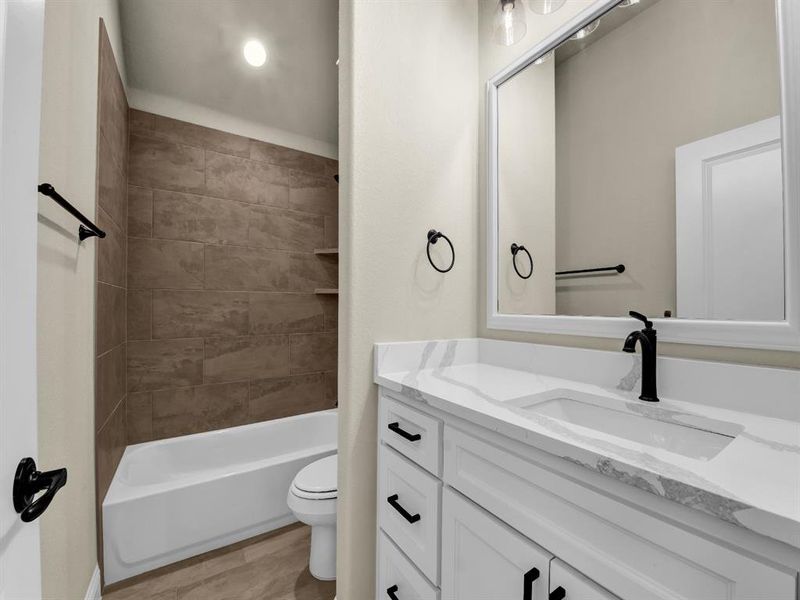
[378,531,439,600]
[380,394,442,476]
[443,425,797,600]
[379,444,441,584]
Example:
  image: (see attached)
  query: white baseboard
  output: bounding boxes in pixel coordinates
[84,565,101,600]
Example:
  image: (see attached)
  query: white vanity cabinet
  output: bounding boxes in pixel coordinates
[376,392,799,600]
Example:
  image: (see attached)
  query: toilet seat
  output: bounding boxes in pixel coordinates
[291,454,337,500]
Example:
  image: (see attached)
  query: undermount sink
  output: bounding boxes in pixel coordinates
[509,389,742,460]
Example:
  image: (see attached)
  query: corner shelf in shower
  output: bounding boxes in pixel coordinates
[314,288,339,295]
[314,248,339,255]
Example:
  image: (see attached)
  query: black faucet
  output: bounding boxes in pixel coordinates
[622,311,659,402]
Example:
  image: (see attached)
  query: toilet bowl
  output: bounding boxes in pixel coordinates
[287,453,337,581]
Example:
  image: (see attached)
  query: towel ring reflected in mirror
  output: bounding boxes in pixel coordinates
[510,243,533,279]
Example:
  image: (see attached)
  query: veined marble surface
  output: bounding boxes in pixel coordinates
[374,338,800,550]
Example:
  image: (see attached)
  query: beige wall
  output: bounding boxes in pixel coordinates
[37,1,126,598]
[554,0,780,317]
[498,58,556,314]
[337,1,479,597]
[478,0,799,369]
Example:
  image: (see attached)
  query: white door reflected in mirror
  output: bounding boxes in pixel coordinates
[676,116,784,322]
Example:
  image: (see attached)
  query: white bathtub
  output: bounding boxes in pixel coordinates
[102,409,337,584]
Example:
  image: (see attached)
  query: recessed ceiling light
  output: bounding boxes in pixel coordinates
[243,39,267,67]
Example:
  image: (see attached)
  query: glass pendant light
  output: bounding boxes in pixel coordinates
[570,19,600,40]
[527,0,566,15]
[493,0,527,47]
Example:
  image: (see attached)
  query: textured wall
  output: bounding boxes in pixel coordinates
[337,1,479,597]
[125,110,338,443]
[38,4,127,598]
[94,19,129,584]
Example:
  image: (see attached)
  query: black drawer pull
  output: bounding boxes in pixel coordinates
[387,494,421,523]
[388,422,421,442]
[549,587,566,600]
[523,567,540,600]
[387,584,399,600]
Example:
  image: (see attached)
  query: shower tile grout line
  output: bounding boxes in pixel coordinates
[126,234,336,256]
[97,391,127,436]
[127,287,340,296]
[127,368,337,396]
[128,122,335,177]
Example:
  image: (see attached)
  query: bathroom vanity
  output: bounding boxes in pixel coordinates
[372,0,800,596]
[373,339,800,600]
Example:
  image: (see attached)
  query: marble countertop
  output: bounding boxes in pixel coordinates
[374,339,800,550]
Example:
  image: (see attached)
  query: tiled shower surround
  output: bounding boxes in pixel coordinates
[124,109,339,443]
[94,19,129,580]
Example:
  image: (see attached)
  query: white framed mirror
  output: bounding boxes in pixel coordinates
[486,0,800,350]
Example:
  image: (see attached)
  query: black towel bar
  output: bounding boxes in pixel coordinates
[556,264,625,276]
[37,183,106,241]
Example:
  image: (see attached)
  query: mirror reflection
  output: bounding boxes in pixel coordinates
[497,0,784,321]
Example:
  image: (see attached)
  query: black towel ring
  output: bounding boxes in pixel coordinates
[427,229,455,273]
[511,243,533,279]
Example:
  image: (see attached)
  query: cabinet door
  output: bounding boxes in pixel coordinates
[549,559,618,600]
[441,487,552,600]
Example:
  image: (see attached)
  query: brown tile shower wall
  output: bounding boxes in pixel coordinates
[94,19,129,578]
[95,19,128,518]
[126,110,338,443]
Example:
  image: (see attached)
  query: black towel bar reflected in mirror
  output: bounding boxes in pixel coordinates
[556,264,625,276]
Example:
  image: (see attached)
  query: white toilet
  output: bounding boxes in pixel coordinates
[287,454,338,581]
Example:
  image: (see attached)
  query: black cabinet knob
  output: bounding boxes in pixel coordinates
[386,584,399,599]
[549,586,566,600]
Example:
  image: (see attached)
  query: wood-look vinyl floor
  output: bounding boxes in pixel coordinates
[103,523,336,600]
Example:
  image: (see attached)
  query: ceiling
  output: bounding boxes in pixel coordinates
[119,0,339,148]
